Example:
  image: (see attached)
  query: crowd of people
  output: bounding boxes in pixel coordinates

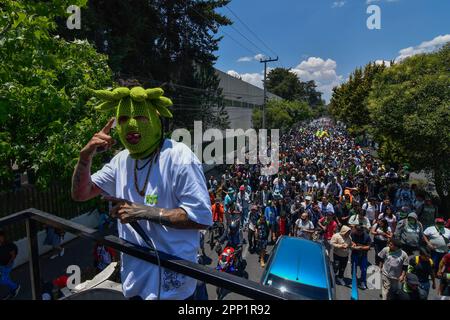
[206,119,450,300]
[1,118,449,300]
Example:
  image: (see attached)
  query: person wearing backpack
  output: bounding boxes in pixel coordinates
[408,247,436,299]
[394,212,425,255]
[423,218,450,273]
[362,197,379,225]
[378,239,409,300]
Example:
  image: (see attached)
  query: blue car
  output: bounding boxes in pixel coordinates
[260,236,336,300]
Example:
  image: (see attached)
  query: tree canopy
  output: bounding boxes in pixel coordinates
[56,0,232,130]
[266,67,324,107]
[329,61,389,135]
[0,0,113,190]
[368,44,450,212]
[252,99,313,131]
[329,45,450,213]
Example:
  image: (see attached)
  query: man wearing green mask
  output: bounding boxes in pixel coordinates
[71,86,212,300]
[394,212,425,255]
[424,218,450,273]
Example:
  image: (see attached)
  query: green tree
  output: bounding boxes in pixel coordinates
[252,99,313,130]
[266,67,324,106]
[368,45,450,214]
[329,62,388,135]
[57,0,232,130]
[266,68,302,101]
[0,0,113,190]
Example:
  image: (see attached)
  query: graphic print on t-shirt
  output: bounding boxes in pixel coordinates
[145,194,158,206]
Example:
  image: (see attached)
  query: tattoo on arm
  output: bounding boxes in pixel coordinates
[71,158,94,201]
[131,206,208,230]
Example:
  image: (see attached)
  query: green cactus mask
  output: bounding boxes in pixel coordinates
[91,86,173,159]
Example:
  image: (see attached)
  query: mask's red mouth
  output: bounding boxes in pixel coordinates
[126,132,141,145]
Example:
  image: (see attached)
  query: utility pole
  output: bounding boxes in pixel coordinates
[260,56,278,129]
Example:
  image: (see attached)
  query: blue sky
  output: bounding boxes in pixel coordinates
[213,0,450,102]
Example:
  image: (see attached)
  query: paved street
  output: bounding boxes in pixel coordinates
[4,228,440,300]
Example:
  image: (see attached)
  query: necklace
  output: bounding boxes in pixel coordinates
[136,157,153,171]
[134,149,159,197]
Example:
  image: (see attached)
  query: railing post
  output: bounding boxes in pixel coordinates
[26,217,41,300]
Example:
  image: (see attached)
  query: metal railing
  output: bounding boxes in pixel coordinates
[0,208,302,300]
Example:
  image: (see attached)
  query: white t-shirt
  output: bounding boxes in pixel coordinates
[424,226,450,253]
[91,139,212,300]
[378,213,397,232]
[313,181,325,190]
[295,219,314,239]
[362,202,378,221]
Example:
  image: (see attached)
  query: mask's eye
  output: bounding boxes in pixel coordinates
[118,116,130,125]
[134,116,149,123]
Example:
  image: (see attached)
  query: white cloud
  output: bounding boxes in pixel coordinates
[396,34,450,61]
[291,57,344,102]
[237,53,267,63]
[237,56,253,62]
[375,60,392,67]
[254,53,266,61]
[332,1,346,8]
[227,70,264,88]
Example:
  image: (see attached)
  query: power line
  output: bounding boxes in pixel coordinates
[224,5,279,59]
[186,0,261,57]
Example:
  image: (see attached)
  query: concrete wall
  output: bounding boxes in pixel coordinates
[216,69,281,106]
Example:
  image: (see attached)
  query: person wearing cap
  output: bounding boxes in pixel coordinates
[390,273,426,300]
[423,218,450,272]
[408,247,436,299]
[301,195,312,211]
[394,212,425,255]
[351,224,372,290]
